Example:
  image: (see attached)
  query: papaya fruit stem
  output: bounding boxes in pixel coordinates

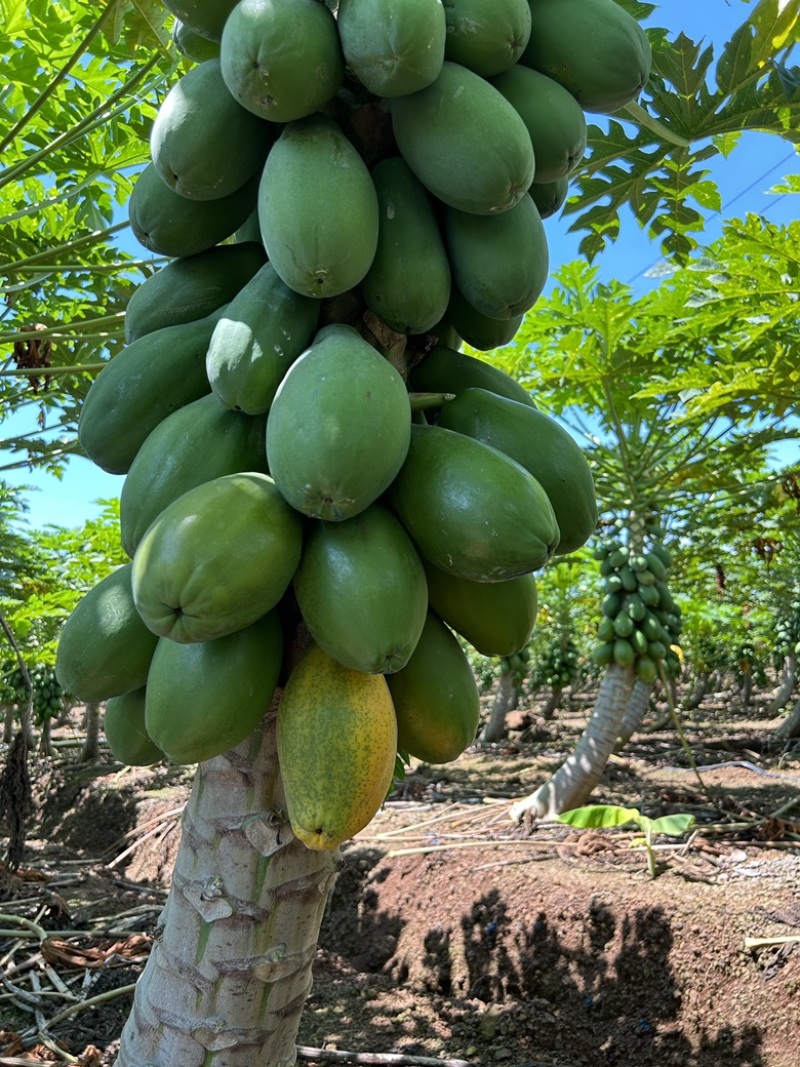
[408,392,456,413]
[621,101,692,149]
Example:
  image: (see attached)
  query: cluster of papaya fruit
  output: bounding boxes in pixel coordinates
[1,663,65,725]
[592,528,682,684]
[531,636,581,692]
[57,0,651,850]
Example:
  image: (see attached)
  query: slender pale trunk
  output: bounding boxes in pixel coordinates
[80,701,101,762]
[776,698,800,740]
[480,671,517,743]
[540,685,563,722]
[769,652,797,715]
[615,678,653,751]
[38,714,54,757]
[510,663,635,821]
[115,701,338,1067]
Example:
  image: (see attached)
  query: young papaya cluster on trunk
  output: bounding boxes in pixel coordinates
[1,663,65,725]
[592,523,682,684]
[57,0,652,850]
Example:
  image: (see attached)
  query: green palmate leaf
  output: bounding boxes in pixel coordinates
[647,813,696,836]
[557,805,642,830]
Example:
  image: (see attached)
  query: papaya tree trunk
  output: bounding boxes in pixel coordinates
[38,714,55,758]
[615,678,653,751]
[80,701,101,762]
[740,672,753,707]
[480,671,516,743]
[3,703,14,744]
[684,672,710,711]
[510,663,635,821]
[540,684,563,722]
[116,700,338,1067]
[776,697,800,740]
[769,652,797,715]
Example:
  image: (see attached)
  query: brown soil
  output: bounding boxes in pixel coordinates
[1,691,799,1067]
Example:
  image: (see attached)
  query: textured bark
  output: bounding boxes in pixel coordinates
[80,701,101,762]
[115,704,338,1067]
[776,698,800,740]
[480,672,517,743]
[684,673,710,711]
[540,685,563,722]
[740,672,753,707]
[510,663,635,822]
[3,703,14,744]
[615,679,653,751]
[769,652,797,715]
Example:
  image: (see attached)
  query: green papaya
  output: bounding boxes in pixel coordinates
[162,0,238,42]
[150,59,276,201]
[442,0,531,76]
[171,19,221,62]
[132,473,303,643]
[56,565,159,703]
[206,262,320,415]
[490,66,587,184]
[277,644,397,850]
[79,312,221,476]
[361,157,451,335]
[266,327,411,521]
[425,562,537,657]
[293,505,428,675]
[389,424,559,581]
[436,388,598,555]
[530,176,569,220]
[444,288,523,352]
[128,163,259,259]
[337,0,446,97]
[146,612,283,764]
[408,345,534,407]
[104,688,164,766]
[391,62,535,215]
[119,394,269,557]
[444,194,549,319]
[258,115,379,298]
[387,612,480,764]
[124,241,266,343]
[220,0,343,122]
[521,0,652,114]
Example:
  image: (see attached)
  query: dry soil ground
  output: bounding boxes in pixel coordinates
[1,689,799,1067]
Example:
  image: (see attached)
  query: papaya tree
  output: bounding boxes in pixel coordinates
[2,3,800,1066]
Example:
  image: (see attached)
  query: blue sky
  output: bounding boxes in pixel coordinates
[4,0,799,530]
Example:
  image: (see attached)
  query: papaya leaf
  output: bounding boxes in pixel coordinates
[648,813,697,836]
[557,804,643,829]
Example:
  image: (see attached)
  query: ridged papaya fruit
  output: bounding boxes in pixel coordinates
[444,287,523,352]
[104,688,164,766]
[162,0,238,42]
[124,241,266,343]
[387,612,480,763]
[436,388,598,555]
[266,326,411,520]
[119,394,269,557]
[391,62,535,215]
[531,176,569,219]
[146,611,283,764]
[258,116,379,299]
[150,59,276,201]
[277,644,397,850]
[425,562,537,657]
[361,157,451,334]
[442,0,531,76]
[56,565,158,703]
[206,262,320,415]
[389,424,560,581]
[521,0,652,114]
[408,345,534,407]
[79,311,220,475]
[337,0,446,97]
[293,505,428,674]
[132,473,303,643]
[444,194,549,319]
[220,0,343,122]
[128,163,259,259]
[490,66,587,184]
[171,19,221,63]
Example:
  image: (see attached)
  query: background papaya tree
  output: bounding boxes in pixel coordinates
[490,248,798,821]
